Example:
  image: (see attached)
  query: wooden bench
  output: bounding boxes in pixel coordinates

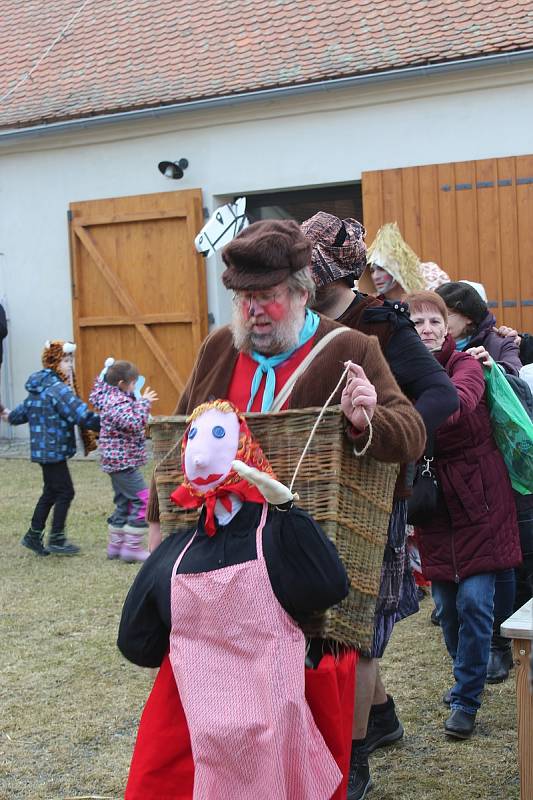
[501,598,533,800]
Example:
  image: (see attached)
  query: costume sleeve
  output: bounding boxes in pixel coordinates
[442,355,485,426]
[384,325,459,437]
[8,402,28,425]
[263,508,349,620]
[348,336,426,462]
[105,397,150,433]
[495,337,523,376]
[117,537,174,667]
[50,384,100,431]
[519,333,533,366]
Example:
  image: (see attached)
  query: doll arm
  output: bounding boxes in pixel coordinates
[232,460,297,507]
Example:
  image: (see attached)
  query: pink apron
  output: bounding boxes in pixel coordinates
[168,502,342,800]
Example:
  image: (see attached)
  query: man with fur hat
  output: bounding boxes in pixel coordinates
[301,211,458,800]
[140,218,426,800]
[2,340,100,555]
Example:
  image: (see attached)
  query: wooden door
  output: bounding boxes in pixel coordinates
[69,189,207,414]
[362,156,533,331]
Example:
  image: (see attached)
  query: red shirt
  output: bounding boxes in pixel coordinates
[227,338,316,412]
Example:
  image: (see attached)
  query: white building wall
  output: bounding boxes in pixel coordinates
[1,61,533,434]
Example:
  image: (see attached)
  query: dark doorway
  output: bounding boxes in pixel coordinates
[239,183,363,225]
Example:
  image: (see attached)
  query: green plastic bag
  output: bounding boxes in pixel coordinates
[484,365,533,494]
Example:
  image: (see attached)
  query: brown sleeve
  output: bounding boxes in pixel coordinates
[349,336,426,462]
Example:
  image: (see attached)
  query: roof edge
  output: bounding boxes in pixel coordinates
[2,49,533,142]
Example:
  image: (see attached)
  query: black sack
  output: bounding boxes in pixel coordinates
[407,455,441,526]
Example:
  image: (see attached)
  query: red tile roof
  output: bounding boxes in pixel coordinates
[1,0,532,130]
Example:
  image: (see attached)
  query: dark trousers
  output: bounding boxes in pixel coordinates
[31,461,75,534]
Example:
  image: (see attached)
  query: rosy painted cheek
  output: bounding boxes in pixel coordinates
[262,300,285,321]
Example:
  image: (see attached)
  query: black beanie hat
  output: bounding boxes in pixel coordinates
[435,282,488,326]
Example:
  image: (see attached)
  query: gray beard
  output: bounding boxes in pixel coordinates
[231,305,305,355]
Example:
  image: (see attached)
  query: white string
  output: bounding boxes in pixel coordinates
[0,0,92,104]
[289,365,374,493]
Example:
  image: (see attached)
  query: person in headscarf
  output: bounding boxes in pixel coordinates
[301,211,458,800]
[118,399,349,800]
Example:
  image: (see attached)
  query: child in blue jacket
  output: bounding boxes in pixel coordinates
[1,340,100,556]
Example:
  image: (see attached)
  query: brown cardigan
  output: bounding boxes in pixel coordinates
[147,315,426,522]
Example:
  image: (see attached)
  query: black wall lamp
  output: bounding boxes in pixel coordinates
[158,158,189,179]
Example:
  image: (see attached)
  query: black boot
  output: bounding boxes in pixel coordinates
[21,528,50,556]
[47,531,80,555]
[444,709,476,739]
[347,743,372,800]
[486,635,513,684]
[365,694,404,753]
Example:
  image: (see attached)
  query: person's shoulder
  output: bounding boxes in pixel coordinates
[449,349,482,374]
[200,324,234,353]
[315,313,370,344]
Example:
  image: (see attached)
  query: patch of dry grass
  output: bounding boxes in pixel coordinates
[0,457,520,799]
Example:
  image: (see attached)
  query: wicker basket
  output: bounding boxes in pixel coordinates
[150,407,399,652]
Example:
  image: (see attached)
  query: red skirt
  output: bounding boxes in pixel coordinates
[125,650,357,800]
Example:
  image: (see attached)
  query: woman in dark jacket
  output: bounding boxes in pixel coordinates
[407,291,521,741]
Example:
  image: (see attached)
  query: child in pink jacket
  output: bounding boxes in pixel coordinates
[90,360,158,562]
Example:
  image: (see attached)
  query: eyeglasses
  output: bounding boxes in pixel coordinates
[232,287,289,307]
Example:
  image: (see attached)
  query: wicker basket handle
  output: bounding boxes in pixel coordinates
[270,326,351,413]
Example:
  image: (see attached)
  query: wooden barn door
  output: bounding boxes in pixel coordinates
[69,190,207,414]
[362,155,533,331]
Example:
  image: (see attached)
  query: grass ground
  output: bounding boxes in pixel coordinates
[0,458,520,800]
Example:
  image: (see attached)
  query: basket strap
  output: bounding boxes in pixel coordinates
[270,326,351,413]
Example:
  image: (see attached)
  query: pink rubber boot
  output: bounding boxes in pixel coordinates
[120,526,150,563]
[107,525,125,559]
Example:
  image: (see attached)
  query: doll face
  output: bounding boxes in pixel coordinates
[184,408,240,492]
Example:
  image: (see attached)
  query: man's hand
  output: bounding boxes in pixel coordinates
[493,324,521,347]
[466,346,494,368]
[340,361,377,431]
[142,386,159,404]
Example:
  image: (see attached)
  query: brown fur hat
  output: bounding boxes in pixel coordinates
[42,340,76,381]
[221,219,312,291]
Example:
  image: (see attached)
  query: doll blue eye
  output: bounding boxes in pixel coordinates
[188,427,198,440]
[212,425,226,439]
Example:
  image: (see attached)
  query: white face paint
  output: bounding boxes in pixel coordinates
[369,266,397,295]
[194,197,248,257]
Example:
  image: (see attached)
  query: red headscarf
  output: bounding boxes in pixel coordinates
[170,400,276,536]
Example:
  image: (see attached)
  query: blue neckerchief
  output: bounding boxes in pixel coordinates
[247,309,320,412]
[455,336,470,351]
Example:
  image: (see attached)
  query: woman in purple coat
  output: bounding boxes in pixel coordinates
[406,291,521,740]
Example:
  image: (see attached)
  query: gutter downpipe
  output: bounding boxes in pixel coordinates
[1,49,533,143]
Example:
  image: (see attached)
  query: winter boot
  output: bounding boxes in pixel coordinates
[365,694,404,753]
[486,634,513,683]
[21,528,50,556]
[120,526,150,563]
[47,532,80,555]
[107,524,125,560]
[347,742,372,800]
